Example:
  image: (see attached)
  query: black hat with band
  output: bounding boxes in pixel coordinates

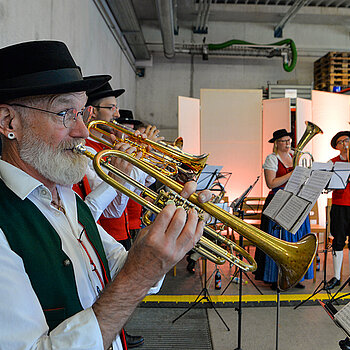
[268,129,293,143]
[87,82,125,105]
[117,109,142,126]
[331,131,350,149]
[0,40,110,102]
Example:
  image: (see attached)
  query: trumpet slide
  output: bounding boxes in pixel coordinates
[74,144,317,291]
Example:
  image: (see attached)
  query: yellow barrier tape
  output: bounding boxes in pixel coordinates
[142,293,350,304]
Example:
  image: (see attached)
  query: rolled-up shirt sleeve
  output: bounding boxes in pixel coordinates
[84,166,118,221]
[262,153,278,172]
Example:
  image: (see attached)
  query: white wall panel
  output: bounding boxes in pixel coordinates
[200,89,262,202]
[312,90,350,163]
[178,96,200,155]
[311,91,350,226]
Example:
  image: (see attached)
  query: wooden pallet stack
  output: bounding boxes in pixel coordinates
[314,52,350,92]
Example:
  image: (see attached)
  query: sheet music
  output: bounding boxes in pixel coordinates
[298,170,333,202]
[334,301,350,336]
[328,162,350,190]
[311,161,333,171]
[264,167,331,234]
[284,166,311,195]
[263,190,291,219]
[274,196,310,232]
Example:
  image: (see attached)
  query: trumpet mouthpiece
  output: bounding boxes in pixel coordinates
[73,144,87,154]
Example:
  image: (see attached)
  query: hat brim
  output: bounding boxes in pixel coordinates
[331,131,350,149]
[268,132,293,143]
[118,119,142,126]
[87,88,125,104]
[0,75,111,102]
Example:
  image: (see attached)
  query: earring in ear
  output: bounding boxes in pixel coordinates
[7,132,15,140]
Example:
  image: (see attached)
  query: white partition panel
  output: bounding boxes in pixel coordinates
[312,90,350,163]
[178,96,200,155]
[262,98,291,196]
[200,89,262,202]
[312,90,350,226]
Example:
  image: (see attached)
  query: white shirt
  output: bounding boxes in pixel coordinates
[85,138,155,219]
[0,160,161,350]
[263,153,292,172]
[83,165,121,221]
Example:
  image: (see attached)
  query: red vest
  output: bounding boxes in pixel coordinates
[99,211,130,241]
[331,155,350,206]
[127,199,142,230]
[269,156,293,195]
[85,138,107,153]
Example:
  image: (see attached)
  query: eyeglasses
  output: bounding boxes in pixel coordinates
[337,138,350,146]
[277,139,291,144]
[93,104,118,114]
[8,103,93,128]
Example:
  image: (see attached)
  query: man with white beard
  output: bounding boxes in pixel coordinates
[0,40,210,350]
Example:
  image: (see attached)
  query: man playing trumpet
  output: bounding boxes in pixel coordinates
[0,40,211,350]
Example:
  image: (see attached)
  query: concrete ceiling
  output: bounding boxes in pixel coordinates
[98,0,350,62]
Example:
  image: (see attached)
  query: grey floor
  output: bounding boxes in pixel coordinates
[208,306,344,350]
[128,248,350,350]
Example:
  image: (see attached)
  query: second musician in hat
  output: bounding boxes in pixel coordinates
[254,129,314,289]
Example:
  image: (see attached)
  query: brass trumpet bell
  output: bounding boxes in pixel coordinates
[74,145,317,291]
[293,121,323,168]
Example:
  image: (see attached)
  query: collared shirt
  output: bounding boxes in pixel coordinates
[0,159,149,350]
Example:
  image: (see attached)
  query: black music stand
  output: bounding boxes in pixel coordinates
[222,176,262,296]
[196,165,223,192]
[221,176,261,350]
[172,257,230,331]
[173,166,230,329]
[294,237,333,309]
[294,185,341,310]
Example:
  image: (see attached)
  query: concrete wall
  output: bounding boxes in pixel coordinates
[0,0,136,109]
[1,1,349,142]
[136,20,350,140]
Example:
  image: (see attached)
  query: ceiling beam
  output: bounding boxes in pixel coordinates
[336,0,348,7]
[274,0,311,37]
[105,0,150,60]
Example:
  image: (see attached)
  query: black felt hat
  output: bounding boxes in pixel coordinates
[0,40,111,102]
[87,82,125,105]
[331,131,350,149]
[117,109,142,126]
[268,129,293,143]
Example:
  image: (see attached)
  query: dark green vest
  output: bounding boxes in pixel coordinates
[0,180,111,330]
